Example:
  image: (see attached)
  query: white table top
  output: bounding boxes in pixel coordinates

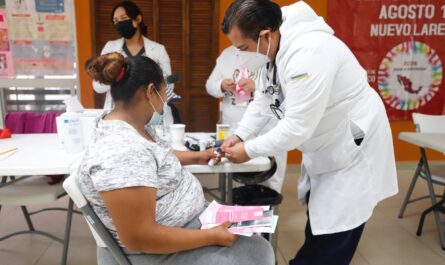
[0,134,83,176]
[399,132,445,154]
[0,133,271,177]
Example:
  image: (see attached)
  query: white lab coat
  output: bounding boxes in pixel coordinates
[93,36,172,110]
[235,1,398,235]
[206,46,253,125]
[206,46,287,192]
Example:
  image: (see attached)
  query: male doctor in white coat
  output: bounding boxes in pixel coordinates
[221,1,398,264]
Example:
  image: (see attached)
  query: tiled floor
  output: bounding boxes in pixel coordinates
[1,162,445,265]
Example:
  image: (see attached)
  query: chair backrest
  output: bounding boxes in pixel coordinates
[412,113,445,133]
[168,102,183,124]
[63,174,132,265]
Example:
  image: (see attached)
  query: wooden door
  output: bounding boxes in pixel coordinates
[93,0,220,132]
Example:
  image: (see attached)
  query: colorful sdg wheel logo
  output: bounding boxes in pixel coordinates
[378,41,442,111]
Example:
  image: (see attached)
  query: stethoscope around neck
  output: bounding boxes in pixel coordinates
[263,62,280,96]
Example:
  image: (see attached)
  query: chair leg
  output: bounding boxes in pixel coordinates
[398,159,423,218]
[61,199,74,265]
[21,206,35,231]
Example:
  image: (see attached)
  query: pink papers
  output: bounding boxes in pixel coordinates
[199,201,278,237]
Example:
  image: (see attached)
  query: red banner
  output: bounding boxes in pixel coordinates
[328,0,445,120]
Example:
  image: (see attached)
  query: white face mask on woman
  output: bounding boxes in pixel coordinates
[236,35,271,72]
[147,88,167,126]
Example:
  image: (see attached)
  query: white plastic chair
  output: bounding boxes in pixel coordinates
[398,113,445,249]
[0,175,77,265]
[63,174,132,265]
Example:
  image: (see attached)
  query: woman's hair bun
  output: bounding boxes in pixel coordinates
[85,52,126,85]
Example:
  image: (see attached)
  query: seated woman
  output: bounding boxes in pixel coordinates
[78,52,275,265]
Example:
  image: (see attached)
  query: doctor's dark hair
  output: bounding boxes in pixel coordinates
[222,0,282,40]
[85,52,165,103]
[111,1,148,36]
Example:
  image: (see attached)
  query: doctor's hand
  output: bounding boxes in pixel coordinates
[221,135,242,153]
[221,79,236,93]
[238,78,256,92]
[224,142,250,164]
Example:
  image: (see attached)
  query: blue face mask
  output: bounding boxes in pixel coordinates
[147,88,167,126]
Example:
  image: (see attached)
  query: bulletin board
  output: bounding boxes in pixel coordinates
[0,0,77,77]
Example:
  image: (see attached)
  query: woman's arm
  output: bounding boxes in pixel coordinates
[173,148,221,166]
[100,186,235,253]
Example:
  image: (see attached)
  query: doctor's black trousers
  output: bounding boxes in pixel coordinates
[289,192,366,265]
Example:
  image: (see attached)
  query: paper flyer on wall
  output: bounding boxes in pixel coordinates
[35,0,64,13]
[199,200,279,236]
[0,51,14,77]
[0,8,13,77]
[40,13,72,41]
[6,0,35,14]
[0,9,10,51]
[11,40,74,75]
[7,13,37,41]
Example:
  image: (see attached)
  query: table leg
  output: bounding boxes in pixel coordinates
[421,148,445,249]
[218,173,226,203]
[0,175,32,189]
[227,173,233,205]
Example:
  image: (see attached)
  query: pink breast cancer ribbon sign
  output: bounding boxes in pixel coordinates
[234,68,252,104]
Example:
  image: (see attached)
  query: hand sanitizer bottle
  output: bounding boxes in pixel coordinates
[60,99,83,153]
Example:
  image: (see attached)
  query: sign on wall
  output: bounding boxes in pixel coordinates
[328,1,445,120]
[0,0,75,77]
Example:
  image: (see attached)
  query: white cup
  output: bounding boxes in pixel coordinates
[199,139,208,151]
[169,124,185,146]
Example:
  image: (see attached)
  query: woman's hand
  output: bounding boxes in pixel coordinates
[197,148,222,165]
[209,222,237,247]
[238,78,256,92]
[221,79,236,93]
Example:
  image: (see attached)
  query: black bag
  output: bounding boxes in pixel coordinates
[232,184,283,206]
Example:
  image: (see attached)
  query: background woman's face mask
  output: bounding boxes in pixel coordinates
[115,19,137,39]
[236,36,271,72]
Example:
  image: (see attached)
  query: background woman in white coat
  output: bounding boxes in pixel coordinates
[93,1,179,115]
[206,46,287,193]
